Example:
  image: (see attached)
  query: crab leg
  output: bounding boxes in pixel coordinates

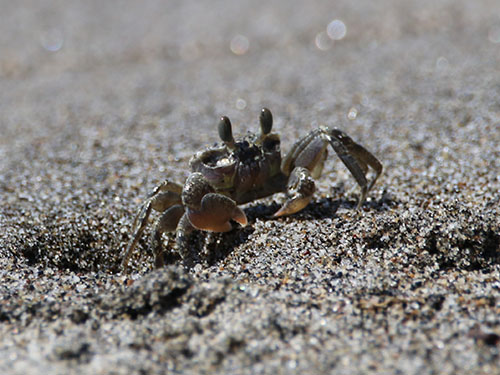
[174,212,197,262]
[327,128,383,208]
[121,180,183,272]
[281,129,328,179]
[150,204,185,268]
[282,127,382,212]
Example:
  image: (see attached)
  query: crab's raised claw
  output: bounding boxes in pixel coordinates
[274,167,315,217]
[187,193,248,232]
[327,129,383,209]
[121,180,183,273]
[182,172,248,232]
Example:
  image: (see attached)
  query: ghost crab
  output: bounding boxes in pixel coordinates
[121,108,382,272]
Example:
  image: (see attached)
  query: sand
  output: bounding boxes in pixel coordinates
[1,1,499,374]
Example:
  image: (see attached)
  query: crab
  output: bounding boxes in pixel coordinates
[121,108,382,272]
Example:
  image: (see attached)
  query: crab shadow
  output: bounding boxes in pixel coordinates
[245,191,395,221]
[186,193,396,267]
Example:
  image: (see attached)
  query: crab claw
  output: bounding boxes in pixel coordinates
[187,192,247,232]
[274,166,315,217]
[273,195,312,217]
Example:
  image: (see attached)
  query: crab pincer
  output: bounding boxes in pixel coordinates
[182,172,248,232]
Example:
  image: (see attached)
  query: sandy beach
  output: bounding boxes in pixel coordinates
[1,1,499,374]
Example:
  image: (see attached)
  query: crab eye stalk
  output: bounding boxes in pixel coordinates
[218,116,235,149]
[259,108,273,135]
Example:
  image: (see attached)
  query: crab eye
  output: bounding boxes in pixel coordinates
[218,116,234,144]
[259,108,273,135]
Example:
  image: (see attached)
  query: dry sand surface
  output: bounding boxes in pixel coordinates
[1,1,499,374]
